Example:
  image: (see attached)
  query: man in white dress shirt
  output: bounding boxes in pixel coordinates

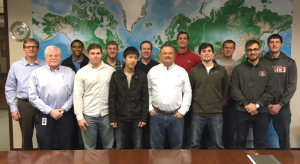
[73,43,115,150]
[147,44,192,149]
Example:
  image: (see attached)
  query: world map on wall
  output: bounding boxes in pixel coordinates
[32,0,294,148]
[32,0,293,62]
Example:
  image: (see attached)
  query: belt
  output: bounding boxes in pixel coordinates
[153,106,179,116]
[18,99,29,102]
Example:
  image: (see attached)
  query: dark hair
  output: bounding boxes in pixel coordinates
[267,34,283,44]
[123,46,139,59]
[71,39,84,48]
[198,43,214,54]
[106,40,118,49]
[222,40,235,49]
[140,41,153,50]
[87,43,102,53]
[23,38,39,48]
[245,40,260,49]
[160,44,175,53]
[176,31,189,40]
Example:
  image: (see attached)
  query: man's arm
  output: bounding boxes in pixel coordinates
[140,75,149,123]
[60,71,75,112]
[222,68,229,100]
[73,71,85,121]
[178,70,192,116]
[230,67,249,107]
[5,66,19,113]
[257,66,276,107]
[28,70,53,114]
[108,73,118,125]
[279,60,297,107]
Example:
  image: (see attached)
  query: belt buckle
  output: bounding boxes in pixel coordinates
[164,110,174,116]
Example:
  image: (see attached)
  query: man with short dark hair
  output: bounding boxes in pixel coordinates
[61,39,89,73]
[263,34,297,150]
[136,41,159,74]
[29,46,75,150]
[148,44,192,149]
[109,46,148,149]
[73,43,115,150]
[231,40,275,150]
[104,41,124,71]
[5,38,46,150]
[189,43,228,149]
[216,40,239,149]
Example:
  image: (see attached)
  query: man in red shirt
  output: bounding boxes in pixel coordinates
[175,31,201,73]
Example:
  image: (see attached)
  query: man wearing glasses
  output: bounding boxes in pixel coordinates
[231,40,275,150]
[5,38,46,150]
[29,46,75,150]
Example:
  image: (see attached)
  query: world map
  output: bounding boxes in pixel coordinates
[32,0,294,148]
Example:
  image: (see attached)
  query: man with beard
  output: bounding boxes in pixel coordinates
[231,40,275,150]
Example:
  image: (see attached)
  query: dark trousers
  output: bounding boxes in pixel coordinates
[235,111,269,150]
[222,101,238,149]
[115,120,143,149]
[142,114,151,149]
[35,108,76,150]
[18,100,37,150]
[268,104,291,150]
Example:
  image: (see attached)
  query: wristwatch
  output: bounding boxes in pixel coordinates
[256,103,260,108]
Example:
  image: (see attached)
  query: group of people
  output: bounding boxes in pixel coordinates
[5,31,297,151]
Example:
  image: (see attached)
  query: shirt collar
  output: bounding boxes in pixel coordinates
[46,64,60,71]
[88,61,105,70]
[72,55,84,63]
[22,57,42,66]
[178,49,190,56]
[162,63,175,70]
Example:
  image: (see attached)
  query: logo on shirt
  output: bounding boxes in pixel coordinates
[273,66,287,73]
[259,71,266,77]
[187,60,191,63]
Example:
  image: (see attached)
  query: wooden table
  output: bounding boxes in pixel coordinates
[0,149,299,164]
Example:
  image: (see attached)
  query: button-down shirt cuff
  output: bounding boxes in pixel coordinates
[76,113,84,121]
[278,101,285,108]
[178,108,187,116]
[10,105,18,113]
[149,104,154,112]
[44,107,53,115]
[61,104,70,112]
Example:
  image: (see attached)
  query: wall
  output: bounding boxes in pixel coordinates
[6,0,300,149]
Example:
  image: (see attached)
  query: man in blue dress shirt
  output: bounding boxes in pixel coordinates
[29,45,75,150]
[5,38,46,150]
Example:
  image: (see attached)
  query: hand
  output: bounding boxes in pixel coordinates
[58,108,65,114]
[149,109,156,116]
[175,112,183,118]
[11,111,21,121]
[49,109,63,120]
[250,110,258,116]
[78,119,89,132]
[138,121,146,128]
[110,122,117,128]
[245,103,257,113]
[268,104,281,115]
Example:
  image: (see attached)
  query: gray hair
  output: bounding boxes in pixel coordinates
[44,45,62,56]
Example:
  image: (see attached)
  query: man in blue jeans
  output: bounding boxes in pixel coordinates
[109,47,148,149]
[188,43,229,149]
[73,43,115,150]
[147,44,192,149]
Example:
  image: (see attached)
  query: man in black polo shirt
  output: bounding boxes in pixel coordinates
[136,41,159,74]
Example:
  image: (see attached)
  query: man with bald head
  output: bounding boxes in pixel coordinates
[147,44,192,149]
[29,46,75,150]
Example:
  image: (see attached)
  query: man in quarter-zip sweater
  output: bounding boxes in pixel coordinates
[231,40,275,150]
[189,43,229,149]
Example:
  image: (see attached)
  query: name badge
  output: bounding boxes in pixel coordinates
[42,117,47,126]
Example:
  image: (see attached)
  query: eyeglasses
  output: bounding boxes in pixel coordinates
[47,55,61,58]
[246,48,260,53]
[24,46,38,49]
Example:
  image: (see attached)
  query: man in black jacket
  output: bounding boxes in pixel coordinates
[263,34,297,150]
[231,40,275,150]
[61,39,89,73]
[109,47,149,149]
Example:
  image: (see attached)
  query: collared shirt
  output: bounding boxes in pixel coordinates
[175,49,201,73]
[73,62,115,120]
[72,55,84,73]
[147,63,192,115]
[136,59,159,74]
[104,59,124,71]
[5,58,46,113]
[28,65,75,114]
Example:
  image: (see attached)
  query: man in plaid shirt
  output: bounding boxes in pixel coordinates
[104,41,124,71]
